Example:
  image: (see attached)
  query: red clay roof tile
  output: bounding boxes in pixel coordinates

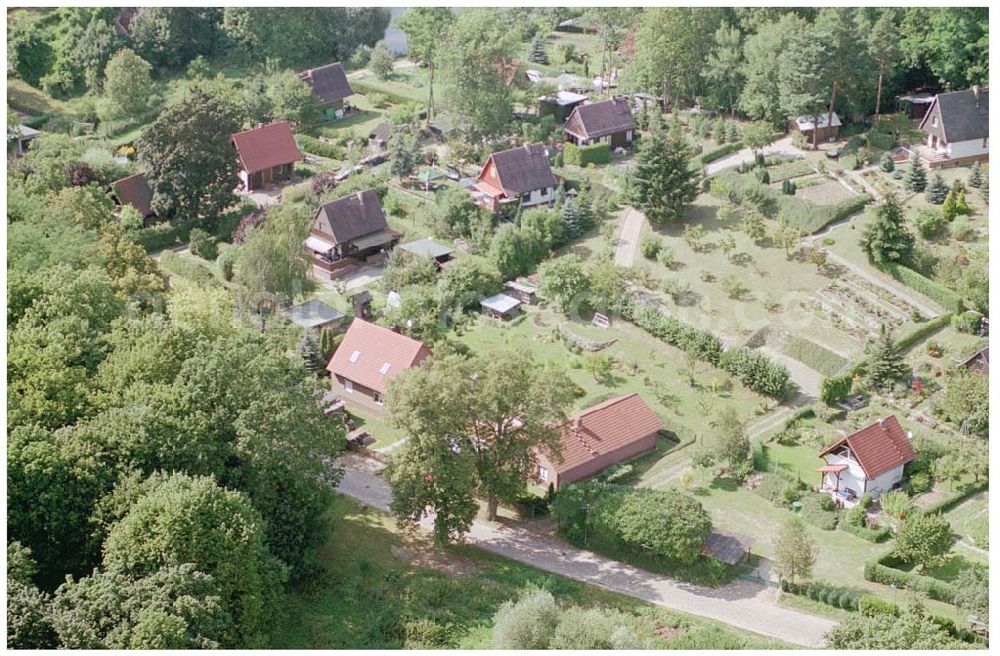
[232,121,302,174]
[326,319,430,394]
[819,415,915,479]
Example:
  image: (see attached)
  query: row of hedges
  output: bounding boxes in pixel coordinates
[622,298,789,398]
[692,141,744,169]
[880,263,964,314]
[837,517,891,543]
[780,333,848,377]
[921,479,988,516]
[863,558,957,604]
[776,192,870,234]
[564,141,611,166]
[895,314,953,351]
[295,134,344,160]
[780,579,863,611]
[159,250,221,287]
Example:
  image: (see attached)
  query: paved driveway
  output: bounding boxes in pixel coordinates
[333,456,837,647]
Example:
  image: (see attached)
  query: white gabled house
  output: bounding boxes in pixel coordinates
[917,86,989,168]
[817,415,915,504]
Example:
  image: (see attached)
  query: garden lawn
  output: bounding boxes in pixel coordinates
[348,407,408,451]
[943,491,988,551]
[456,306,769,464]
[269,495,793,649]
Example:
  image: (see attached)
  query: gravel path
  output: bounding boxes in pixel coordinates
[614,207,645,267]
[334,456,836,647]
[704,136,800,176]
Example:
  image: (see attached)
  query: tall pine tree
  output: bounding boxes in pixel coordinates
[861,193,914,266]
[864,324,911,391]
[629,128,698,225]
[560,196,582,240]
[297,329,325,375]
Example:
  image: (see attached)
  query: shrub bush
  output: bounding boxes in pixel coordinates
[188,227,218,260]
[718,347,790,398]
[880,263,964,313]
[820,374,853,405]
[564,142,611,167]
[135,221,195,252]
[692,141,744,169]
[894,313,952,351]
[837,517,891,542]
[951,311,983,334]
[868,130,896,151]
[296,134,344,159]
[639,234,662,259]
[799,493,838,530]
[216,246,237,281]
[858,595,899,617]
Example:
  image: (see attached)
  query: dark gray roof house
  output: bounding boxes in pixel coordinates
[564,98,637,145]
[919,87,989,143]
[297,62,354,107]
[281,299,345,331]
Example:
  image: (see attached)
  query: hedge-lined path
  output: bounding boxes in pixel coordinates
[333,454,837,647]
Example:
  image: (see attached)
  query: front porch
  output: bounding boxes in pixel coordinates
[817,464,862,508]
[890,142,987,169]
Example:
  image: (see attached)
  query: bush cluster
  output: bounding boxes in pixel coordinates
[564,142,611,167]
[858,595,899,617]
[134,221,196,252]
[295,134,344,160]
[718,347,790,399]
[623,300,724,365]
[159,250,221,287]
[820,374,853,405]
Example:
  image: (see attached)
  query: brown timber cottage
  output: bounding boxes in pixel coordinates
[563,98,637,148]
[297,62,354,120]
[232,121,302,192]
[326,318,431,415]
[110,172,155,220]
[470,143,559,213]
[305,190,401,279]
[535,393,663,490]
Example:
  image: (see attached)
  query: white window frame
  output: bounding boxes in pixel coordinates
[373,391,383,405]
[344,379,354,394]
[537,466,549,482]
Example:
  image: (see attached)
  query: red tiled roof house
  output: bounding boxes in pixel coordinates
[535,393,663,490]
[326,319,431,415]
[817,416,915,502]
[232,121,302,192]
[470,143,560,213]
[563,98,637,148]
[297,62,354,120]
[305,189,401,279]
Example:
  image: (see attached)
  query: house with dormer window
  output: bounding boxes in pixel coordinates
[326,318,430,415]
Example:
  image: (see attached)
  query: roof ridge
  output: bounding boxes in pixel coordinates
[232,120,291,138]
[575,393,638,419]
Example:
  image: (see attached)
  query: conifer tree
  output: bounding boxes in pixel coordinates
[629,127,699,226]
[297,329,325,375]
[560,196,582,240]
[529,38,549,65]
[725,121,739,143]
[967,161,983,188]
[860,192,914,266]
[904,154,927,192]
[864,324,911,391]
[925,173,948,204]
[712,119,726,144]
[880,152,895,172]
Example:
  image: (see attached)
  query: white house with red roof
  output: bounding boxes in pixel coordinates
[817,415,915,503]
[232,121,303,192]
[535,393,663,490]
[326,319,430,415]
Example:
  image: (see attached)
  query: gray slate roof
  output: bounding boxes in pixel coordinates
[922,88,989,142]
[312,190,389,245]
[488,144,559,195]
[565,98,636,139]
[298,62,354,105]
[282,299,345,329]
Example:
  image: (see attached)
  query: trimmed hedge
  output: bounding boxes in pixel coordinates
[777,193,871,234]
[837,518,891,543]
[564,141,611,166]
[766,158,814,182]
[895,313,952,351]
[820,374,853,405]
[781,580,863,611]
[296,134,344,160]
[858,594,899,617]
[692,141,744,169]
[863,559,957,604]
[159,250,221,287]
[718,346,790,399]
[880,263,964,313]
[867,130,896,152]
[921,480,988,516]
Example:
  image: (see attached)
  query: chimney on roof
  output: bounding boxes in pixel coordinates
[357,191,365,203]
[972,85,981,107]
[878,418,884,428]
[573,416,581,432]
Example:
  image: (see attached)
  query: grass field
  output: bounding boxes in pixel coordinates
[944,491,989,550]
[269,495,794,649]
[456,306,771,461]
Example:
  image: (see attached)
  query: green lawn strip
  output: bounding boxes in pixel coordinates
[943,491,989,549]
[351,76,428,104]
[271,495,793,649]
[347,408,407,450]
